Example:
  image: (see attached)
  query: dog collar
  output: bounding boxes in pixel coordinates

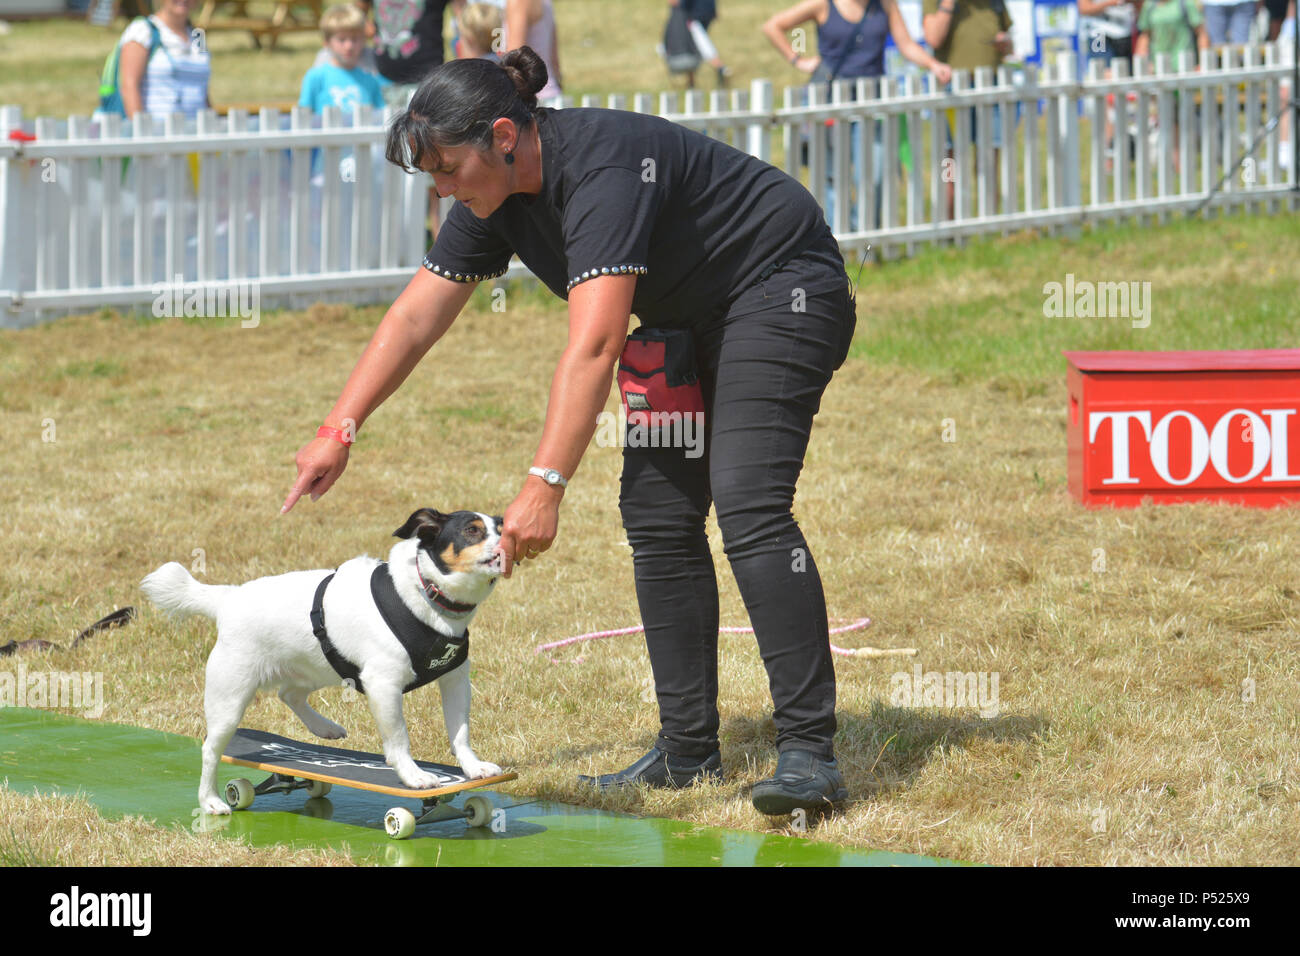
[416,553,479,620]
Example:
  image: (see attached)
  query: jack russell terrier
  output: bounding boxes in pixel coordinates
[142,508,505,815]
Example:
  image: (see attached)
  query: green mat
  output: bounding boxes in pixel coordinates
[0,708,968,867]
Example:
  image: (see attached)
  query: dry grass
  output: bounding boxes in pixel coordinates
[0,788,353,866]
[3,207,1300,866]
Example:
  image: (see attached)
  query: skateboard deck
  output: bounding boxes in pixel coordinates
[220,728,518,838]
[221,728,516,797]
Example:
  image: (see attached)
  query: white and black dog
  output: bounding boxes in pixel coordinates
[142,508,505,816]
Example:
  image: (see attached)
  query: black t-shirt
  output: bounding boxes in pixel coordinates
[423,107,847,330]
[375,0,450,85]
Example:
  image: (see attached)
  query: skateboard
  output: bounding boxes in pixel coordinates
[220,728,518,839]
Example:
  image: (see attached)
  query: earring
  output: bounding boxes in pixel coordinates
[504,150,515,165]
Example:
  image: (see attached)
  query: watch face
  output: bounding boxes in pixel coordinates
[545,470,562,484]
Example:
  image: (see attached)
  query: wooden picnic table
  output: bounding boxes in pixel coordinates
[195,0,322,49]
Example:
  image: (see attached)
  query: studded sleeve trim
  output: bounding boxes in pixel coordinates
[422,256,509,284]
[566,264,648,293]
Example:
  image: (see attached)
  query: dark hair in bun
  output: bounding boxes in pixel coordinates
[500,46,549,109]
[385,46,550,174]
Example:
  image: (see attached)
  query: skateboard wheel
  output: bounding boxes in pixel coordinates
[384,807,416,840]
[463,795,493,828]
[225,778,255,811]
[305,779,332,799]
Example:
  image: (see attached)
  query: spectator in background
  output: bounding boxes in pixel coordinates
[1136,0,1209,63]
[1079,0,1136,173]
[671,0,731,88]
[374,0,452,109]
[763,0,951,231]
[1199,0,1254,45]
[1264,0,1293,41]
[922,0,1013,78]
[503,0,562,99]
[374,1,453,239]
[764,0,950,90]
[116,0,211,120]
[450,0,506,57]
[1136,0,1209,171]
[301,4,388,116]
[922,0,1015,218]
[457,2,505,60]
[300,5,387,186]
[1079,0,1136,72]
[313,1,386,78]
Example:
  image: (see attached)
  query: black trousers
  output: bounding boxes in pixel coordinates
[618,252,857,760]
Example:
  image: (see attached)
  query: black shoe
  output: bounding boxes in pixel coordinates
[751,750,848,815]
[579,747,722,791]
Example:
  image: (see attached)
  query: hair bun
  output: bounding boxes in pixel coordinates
[501,46,548,107]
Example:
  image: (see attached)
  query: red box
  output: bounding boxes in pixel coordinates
[1065,350,1300,507]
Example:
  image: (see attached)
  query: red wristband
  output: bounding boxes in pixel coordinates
[317,425,354,447]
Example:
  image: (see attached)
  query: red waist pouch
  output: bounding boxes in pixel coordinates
[617,327,704,427]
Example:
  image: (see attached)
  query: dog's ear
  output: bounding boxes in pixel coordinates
[393,508,449,541]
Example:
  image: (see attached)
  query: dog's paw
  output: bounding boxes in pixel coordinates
[395,764,441,790]
[462,759,503,780]
[201,795,232,816]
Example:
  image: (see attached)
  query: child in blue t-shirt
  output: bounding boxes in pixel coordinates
[300,3,387,116]
[299,4,387,181]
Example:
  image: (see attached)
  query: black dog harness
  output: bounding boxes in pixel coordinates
[310,564,470,695]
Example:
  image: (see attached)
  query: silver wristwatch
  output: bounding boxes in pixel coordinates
[528,466,568,489]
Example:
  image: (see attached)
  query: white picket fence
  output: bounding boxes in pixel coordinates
[1,45,1295,326]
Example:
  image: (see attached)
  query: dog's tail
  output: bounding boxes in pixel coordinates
[140,562,230,621]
